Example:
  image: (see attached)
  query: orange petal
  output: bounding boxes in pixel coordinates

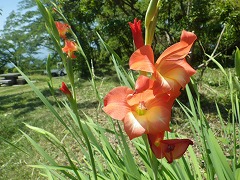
[129,45,155,73]
[160,139,193,163]
[135,75,171,96]
[145,106,171,134]
[127,89,155,106]
[129,96,172,134]
[153,71,172,93]
[62,40,78,59]
[135,75,154,93]
[59,82,71,96]
[180,30,197,45]
[156,30,197,64]
[55,21,70,39]
[128,18,144,49]
[123,112,146,140]
[164,67,191,88]
[157,41,189,62]
[103,86,133,120]
[163,77,182,98]
[161,61,195,88]
[158,58,196,77]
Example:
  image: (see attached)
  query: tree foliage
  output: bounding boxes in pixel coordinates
[0,0,52,72]
[0,0,239,75]
[56,0,240,76]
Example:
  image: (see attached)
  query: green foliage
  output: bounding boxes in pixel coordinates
[235,47,240,78]
[1,0,239,76]
[52,0,147,77]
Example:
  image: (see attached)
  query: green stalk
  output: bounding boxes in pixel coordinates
[65,58,77,100]
[65,53,97,178]
[70,98,98,180]
[229,73,237,172]
[145,0,158,27]
[142,134,159,180]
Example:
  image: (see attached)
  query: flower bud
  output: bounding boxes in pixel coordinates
[128,18,144,49]
[60,82,72,98]
[145,0,158,28]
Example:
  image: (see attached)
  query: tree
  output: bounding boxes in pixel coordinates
[0,0,53,72]
[52,0,148,77]
[57,0,240,76]
[1,0,239,76]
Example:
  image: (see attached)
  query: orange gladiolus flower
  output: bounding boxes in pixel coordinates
[128,18,144,49]
[62,40,78,59]
[103,76,173,140]
[129,30,197,97]
[55,21,70,39]
[60,82,72,98]
[148,132,193,163]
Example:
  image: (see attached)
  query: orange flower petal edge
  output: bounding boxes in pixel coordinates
[103,86,134,121]
[156,30,197,63]
[55,21,70,39]
[160,139,193,163]
[129,45,155,73]
[62,40,78,59]
[153,30,197,94]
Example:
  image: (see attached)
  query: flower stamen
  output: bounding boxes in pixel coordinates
[136,101,147,116]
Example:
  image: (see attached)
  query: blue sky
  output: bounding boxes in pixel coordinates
[0,0,20,30]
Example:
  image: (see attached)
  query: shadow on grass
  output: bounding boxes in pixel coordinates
[78,100,99,110]
[0,89,59,142]
[0,89,57,115]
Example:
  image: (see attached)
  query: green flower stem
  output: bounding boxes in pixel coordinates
[142,134,159,180]
[69,98,98,180]
[65,58,77,100]
[52,3,102,104]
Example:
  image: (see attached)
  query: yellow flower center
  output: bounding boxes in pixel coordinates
[136,101,147,116]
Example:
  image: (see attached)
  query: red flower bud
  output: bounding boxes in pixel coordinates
[128,18,144,49]
[60,82,72,97]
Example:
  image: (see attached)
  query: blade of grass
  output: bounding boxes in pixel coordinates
[0,136,29,155]
[20,130,77,180]
[205,128,234,179]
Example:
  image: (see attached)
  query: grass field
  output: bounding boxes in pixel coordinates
[0,68,236,179]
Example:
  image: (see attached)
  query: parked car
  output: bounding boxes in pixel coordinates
[43,68,67,77]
